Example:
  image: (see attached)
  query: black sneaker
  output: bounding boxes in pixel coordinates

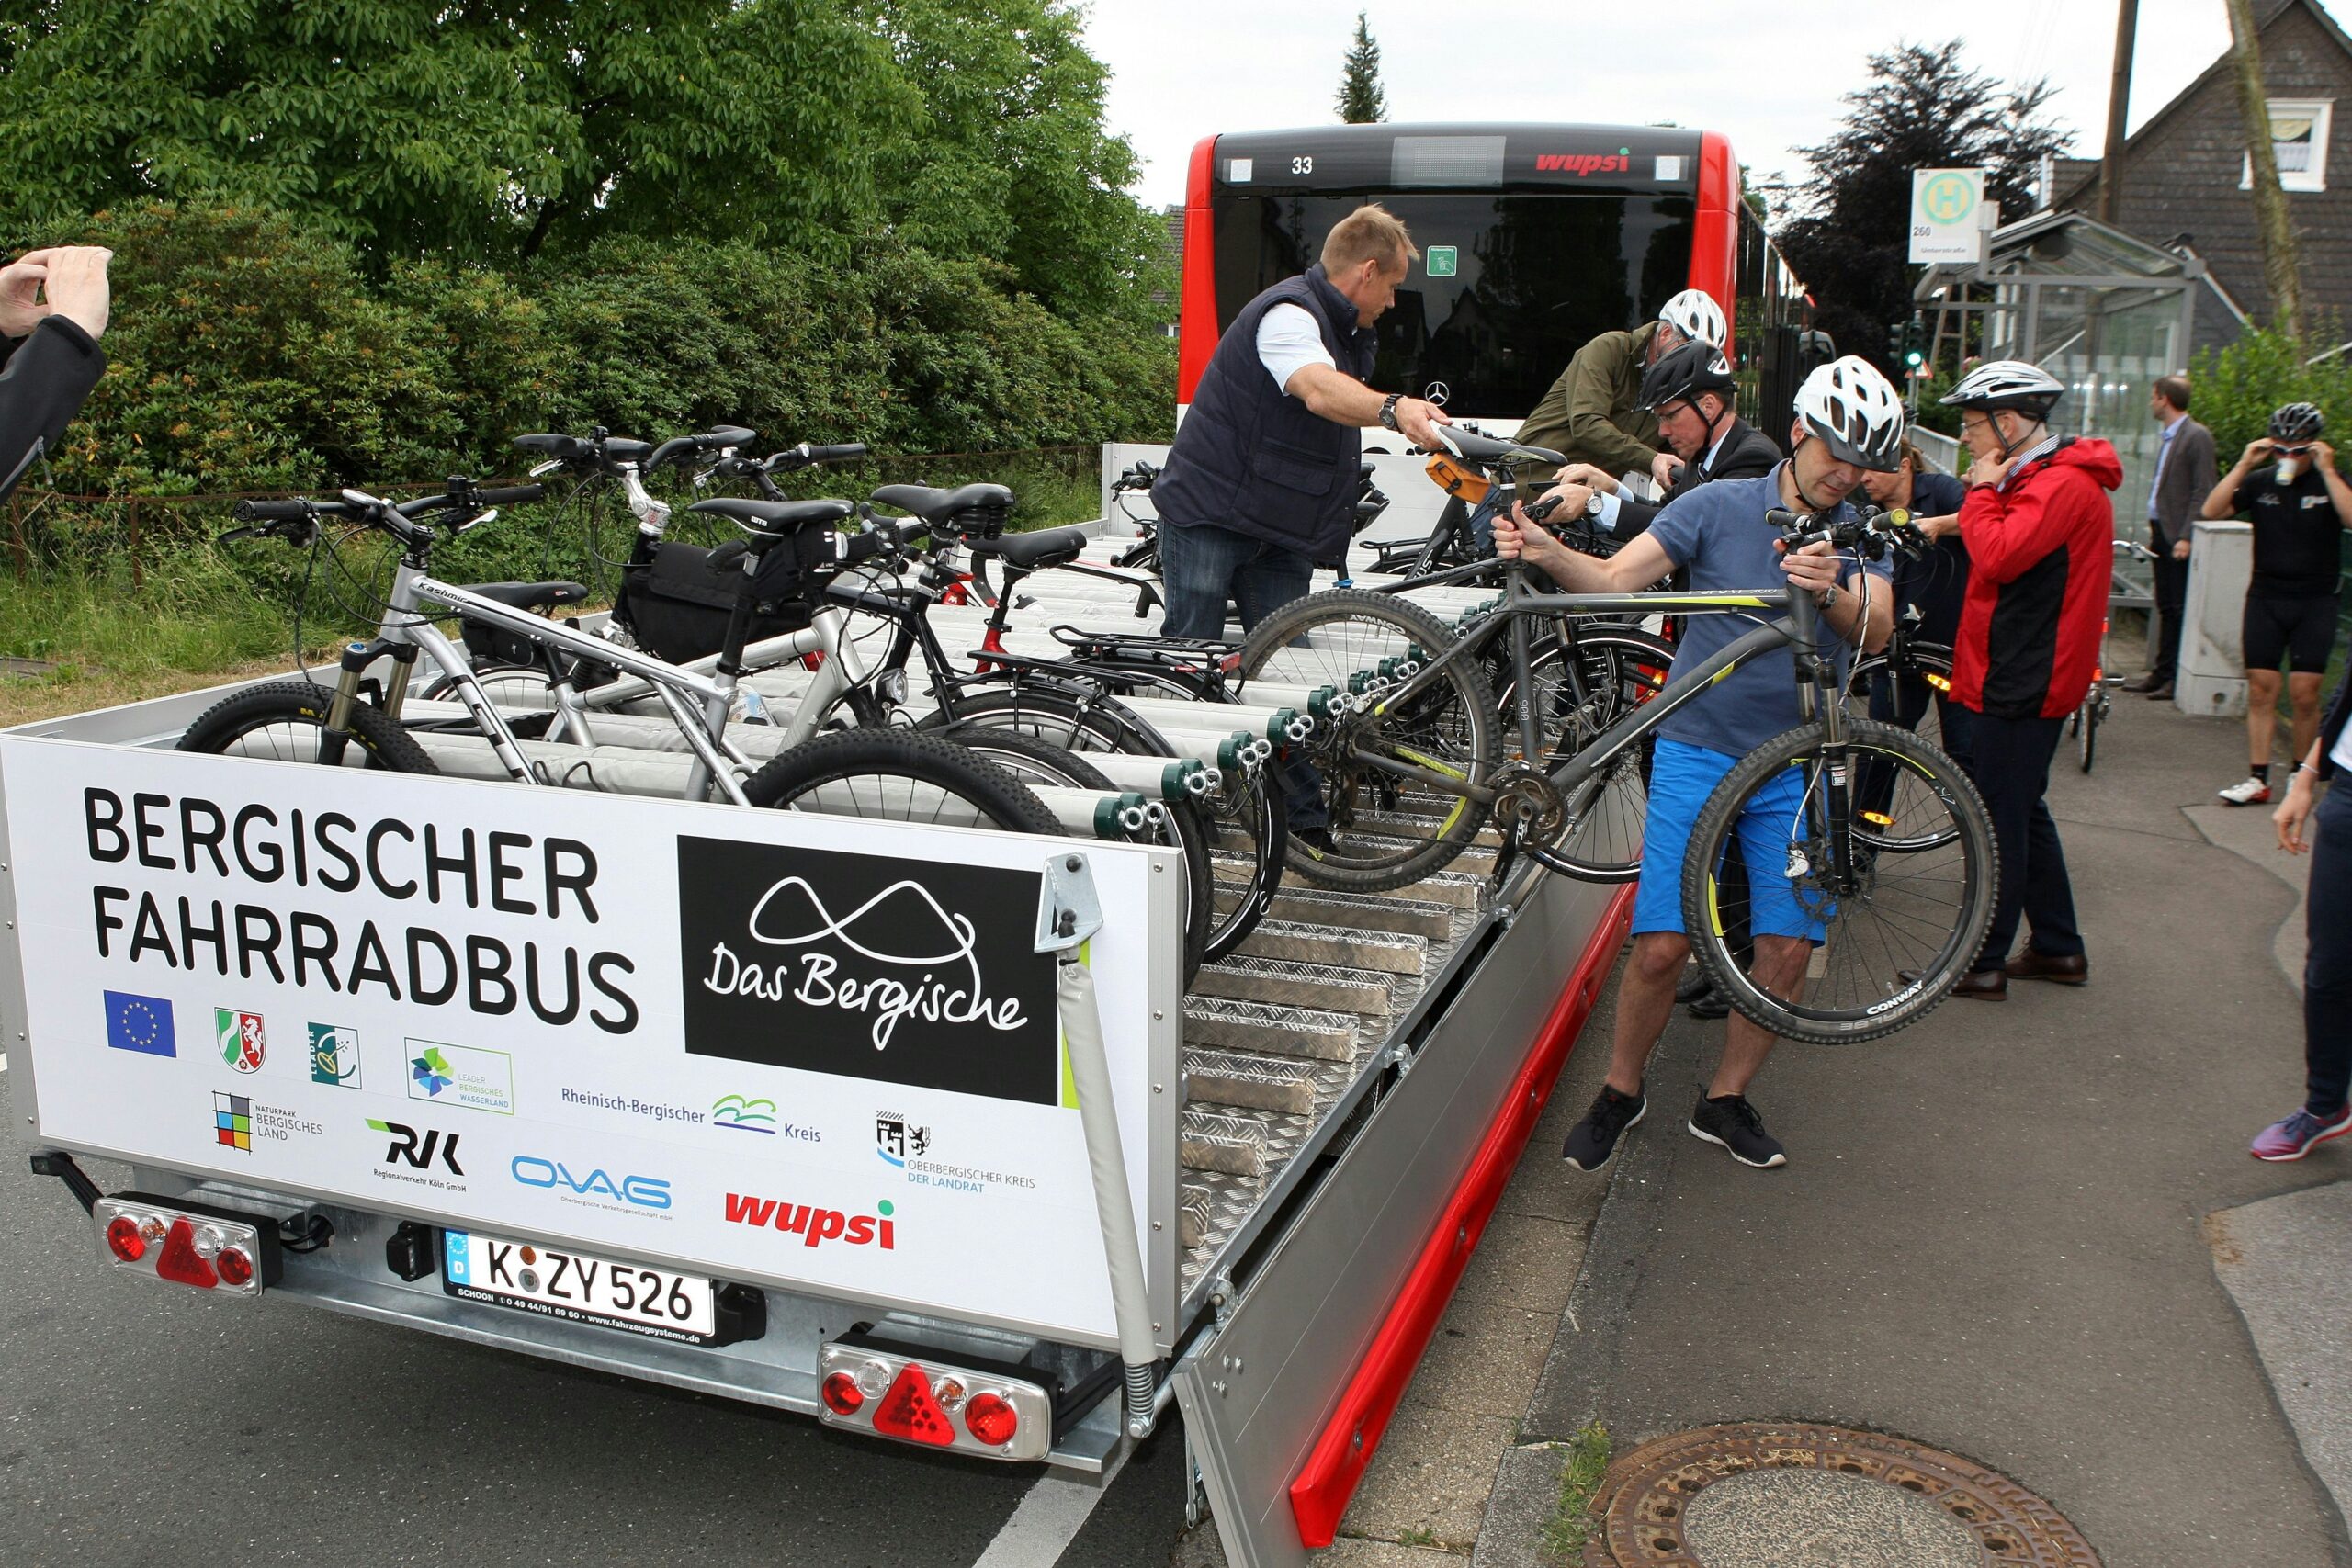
[1688,1094,1786,1168]
[1563,1083,1646,1171]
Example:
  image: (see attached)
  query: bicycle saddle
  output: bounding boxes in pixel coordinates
[969,525,1089,571]
[689,498,855,533]
[868,482,1014,522]
[466,581,590,612]
[1434,427,1565,467]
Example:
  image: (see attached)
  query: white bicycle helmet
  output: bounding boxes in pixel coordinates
[1657,288,1727,348]
[1939,359,2065,418]
[1792,355,1905,472]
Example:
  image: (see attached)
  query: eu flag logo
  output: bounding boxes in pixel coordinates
[104,991,176,1057]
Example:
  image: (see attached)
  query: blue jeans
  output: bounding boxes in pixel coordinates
[2304,783,2352,1117]
[1157,520,1315,641]
[1155,519,1326,829]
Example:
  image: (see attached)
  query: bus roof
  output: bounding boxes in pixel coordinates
[1199,123,1713,197]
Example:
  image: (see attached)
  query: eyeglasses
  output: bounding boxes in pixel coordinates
[2274,445,2312,457]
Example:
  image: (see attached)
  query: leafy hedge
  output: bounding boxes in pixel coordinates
[41,200,1176,499]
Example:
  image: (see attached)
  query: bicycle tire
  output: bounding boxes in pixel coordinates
[1679,716,1996,1045]
[2077,696,2098,773]
[944,728,1210,987]
[176,682,440,773]
[423,662,558,709]
[1844,643,1956,760]
[1506,626,1669,881]
[739,728,1062,838]
[926,684,1284,964]
[1238,588,1497,892]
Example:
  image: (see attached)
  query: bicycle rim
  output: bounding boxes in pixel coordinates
[176,682,438,773]
[1679,717,1996,1044]
[740,728,1061,835]
[1237,589,1495,890]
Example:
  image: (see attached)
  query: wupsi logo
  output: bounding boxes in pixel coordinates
[721,1192,897,1251]
[510,1155,671,1217]
[367,1118,466,1190]
[1535,149,1632,176]
[876,1112,931,1167]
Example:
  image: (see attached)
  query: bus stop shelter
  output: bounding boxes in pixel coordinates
[1914,209,2243,605]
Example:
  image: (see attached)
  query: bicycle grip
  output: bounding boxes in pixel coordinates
[808,443,867,463]
[471,484,546,507]
[233,499,313,523]
[840,522,899,565]
[1525,492,1564,524]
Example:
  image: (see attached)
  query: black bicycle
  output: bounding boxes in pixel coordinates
[1238,430,1997,1044]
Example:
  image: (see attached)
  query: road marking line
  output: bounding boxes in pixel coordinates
[970,1444,1132,1568]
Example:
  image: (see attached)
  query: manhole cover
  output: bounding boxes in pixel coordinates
[1582,1422,2100,1567]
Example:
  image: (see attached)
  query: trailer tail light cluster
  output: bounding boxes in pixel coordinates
[93,1195,279,1298]
[816,1339,1052,1461]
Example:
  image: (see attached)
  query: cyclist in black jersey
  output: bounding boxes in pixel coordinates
[2202,402,2352,806]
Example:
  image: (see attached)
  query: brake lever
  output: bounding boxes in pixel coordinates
[453,508,498,535]
[527,458,564,479]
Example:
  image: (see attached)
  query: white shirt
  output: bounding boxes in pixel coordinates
[1258,304,1336,393]
[2331,714,2352,775]
[1594,425,1732,532]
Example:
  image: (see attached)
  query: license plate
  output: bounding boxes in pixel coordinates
[440,1230,718,1345]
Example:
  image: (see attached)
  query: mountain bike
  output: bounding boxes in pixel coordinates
[1238,431,1996,1044]
[180,479,1061,837]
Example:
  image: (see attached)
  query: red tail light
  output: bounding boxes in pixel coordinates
[216,1247,255,1288]
[820,1371,865,1416]
[153,1219,220,1289]
[870,1364,956,1447]
[964,1392,1018,1447]
[105,1215,145,1262]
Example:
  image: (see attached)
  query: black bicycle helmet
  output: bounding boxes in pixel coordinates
[1639,341,1738,412]
[2269,401,2324,443]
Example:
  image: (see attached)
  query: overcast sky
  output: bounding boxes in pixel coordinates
[1080,0,2262,211]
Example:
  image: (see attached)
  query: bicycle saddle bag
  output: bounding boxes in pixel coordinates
[616,538,819,664]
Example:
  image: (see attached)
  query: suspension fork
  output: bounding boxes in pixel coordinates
[1788,588,1860,885]
[323,639,418,764]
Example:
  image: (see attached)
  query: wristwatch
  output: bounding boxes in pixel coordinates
[1378,393,1403,432]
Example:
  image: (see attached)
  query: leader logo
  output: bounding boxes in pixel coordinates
[309,1023,362,1088]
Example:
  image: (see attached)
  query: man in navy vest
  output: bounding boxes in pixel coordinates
[1152,204,1449,641]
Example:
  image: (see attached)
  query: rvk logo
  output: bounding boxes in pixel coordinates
[876,1113,930,1167]
[309,1024,361,1089]
[213,1092,253,1153]
[216,1008,265,1073]
[104,990,175,1057]
[722,1192,897,1250]
[368,1118,464,1176]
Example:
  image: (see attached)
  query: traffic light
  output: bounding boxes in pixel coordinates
[1894,313,1928,378]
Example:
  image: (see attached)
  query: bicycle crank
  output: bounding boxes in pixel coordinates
[1490,761,1568,851]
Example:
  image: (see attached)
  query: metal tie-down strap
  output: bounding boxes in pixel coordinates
[1035,852,1159,1438]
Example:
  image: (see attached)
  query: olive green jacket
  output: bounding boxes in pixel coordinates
[1512,321,1663,482]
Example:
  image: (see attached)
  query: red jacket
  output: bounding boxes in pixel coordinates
[1952,438,2122,719]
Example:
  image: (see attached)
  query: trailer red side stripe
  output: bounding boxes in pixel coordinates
[1287,886,1636,1548]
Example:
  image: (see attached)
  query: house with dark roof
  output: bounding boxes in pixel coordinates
[2054,0,2352,352]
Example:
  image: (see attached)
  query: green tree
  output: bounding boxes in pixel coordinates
[1336,12,1386,124]
[0,0,887,259]
[1774,40,2069,374]
[864,0,1169,321]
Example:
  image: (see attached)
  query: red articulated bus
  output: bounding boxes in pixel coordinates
[1177,122,1810,431]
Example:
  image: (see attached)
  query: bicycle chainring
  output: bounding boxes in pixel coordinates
[1490,761,1568,850]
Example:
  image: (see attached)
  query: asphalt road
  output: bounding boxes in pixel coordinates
[0,1075,1190,1568]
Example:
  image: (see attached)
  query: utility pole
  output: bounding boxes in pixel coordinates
[2098,0,2139,223]
[2224,0,2305,342]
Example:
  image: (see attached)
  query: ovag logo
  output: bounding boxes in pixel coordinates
[511,1155,672,1212]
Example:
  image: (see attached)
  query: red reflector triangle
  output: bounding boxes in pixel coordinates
[153,1219,220,1289]
[869,1364,956,1447]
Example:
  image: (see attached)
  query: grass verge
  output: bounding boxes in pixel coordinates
[1537,1421,1612,1562]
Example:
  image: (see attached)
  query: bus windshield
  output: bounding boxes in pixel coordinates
[1213,189,1698,419]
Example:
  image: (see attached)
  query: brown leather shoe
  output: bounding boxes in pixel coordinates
[2005,949,2088,985]
[2142,682,2175,701]
[2121,672,2167,694]
[1950,967,2007,1001]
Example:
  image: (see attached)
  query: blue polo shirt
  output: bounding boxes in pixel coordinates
[1643,463,1892,759]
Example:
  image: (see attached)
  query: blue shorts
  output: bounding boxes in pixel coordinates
[1630,738,1828,942]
